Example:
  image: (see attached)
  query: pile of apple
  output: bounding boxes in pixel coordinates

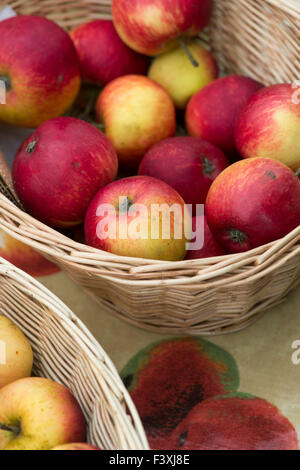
[1,0,300,262]
[0,315,100,450]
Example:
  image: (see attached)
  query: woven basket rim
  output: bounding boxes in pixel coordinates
[0,0,298,286]
[265,0,300,14]
[0,255,149,449]
[0,191,299,287]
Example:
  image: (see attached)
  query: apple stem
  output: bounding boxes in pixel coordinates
[0,74,11,91]
[26,140,38,154]
[94,123,105,131]
[0,422,21,436]
[178,38,199,67]
[179,431,188,447]
[230,229,246,244]
[118,197,133,213]
[203,157,216,175]
[79,88,100,121]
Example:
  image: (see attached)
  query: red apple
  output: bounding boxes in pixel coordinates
[0,229,59,277]
[52,443,100,450]
[112,0,213,56]
[185,215,226,259]
[186,75,264,158]
[169,393,298,450]
[96,75,176,168]
[70,20,149,86]
[12,117,118,228]
[85,176,191,261]
[206,157,300,253]
[0,15,81,128]
[138,137,229,210]
[235,84,300,171]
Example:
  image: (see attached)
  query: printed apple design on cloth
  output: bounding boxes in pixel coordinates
[121,337,239,449]
[170,393,299,450]
[122,338,298,450]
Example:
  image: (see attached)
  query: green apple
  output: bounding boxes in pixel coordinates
[148,41,218,109]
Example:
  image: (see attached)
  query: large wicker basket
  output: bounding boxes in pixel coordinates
[0,0,299,335]
[0,256,148,449]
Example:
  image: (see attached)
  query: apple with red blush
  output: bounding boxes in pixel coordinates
[52,443,100,450]
[206,157,300,253]
[138,137,229,212]
[0,15,81,128]
[12,117,118,229]
[70,20,149,86]
[186,75,264,158]
[85,176,190,261]
[185,215,226,260]
[96,75,176,168]
[112,0,213,56]
[235,83,300,171]
[0,229,59,277]
[0,377,86,450]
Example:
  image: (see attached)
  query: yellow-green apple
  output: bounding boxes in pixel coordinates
[148,41,218,109]
[235,84,300,171]
[112,0,213,56]
[186,75,264,158]
[84,176,191,261]
[70,20,149,86]
[0,15,81,128]
[0,377,86,450]
[96,75,176,168]
[12,117,118,228]
[52,443,100,450]
[206,158,300,253]
[185,215,226,260]
[0,229,59,277]
[0,316,33,389]
[138,136,229,211]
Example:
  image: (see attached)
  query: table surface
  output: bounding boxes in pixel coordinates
[42,270,300,438]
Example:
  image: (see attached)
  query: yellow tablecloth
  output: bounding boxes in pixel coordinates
[42,271,300,438]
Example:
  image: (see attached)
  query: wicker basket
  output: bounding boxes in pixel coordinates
[0,256,148,449]
[0,0,299,336]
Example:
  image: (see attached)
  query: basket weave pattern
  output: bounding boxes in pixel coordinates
[0,257,148,449]
[0,0,299,335]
